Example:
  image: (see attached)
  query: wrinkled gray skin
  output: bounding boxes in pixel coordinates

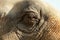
[0,0,58,40]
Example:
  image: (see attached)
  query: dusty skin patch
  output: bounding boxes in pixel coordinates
[0,0,60,40]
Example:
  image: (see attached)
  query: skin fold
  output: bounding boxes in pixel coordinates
[0,0,60,40]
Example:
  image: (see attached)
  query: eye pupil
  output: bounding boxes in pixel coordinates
[33,16,37,19]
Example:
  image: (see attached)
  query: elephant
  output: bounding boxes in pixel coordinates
[0,0,60,40]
